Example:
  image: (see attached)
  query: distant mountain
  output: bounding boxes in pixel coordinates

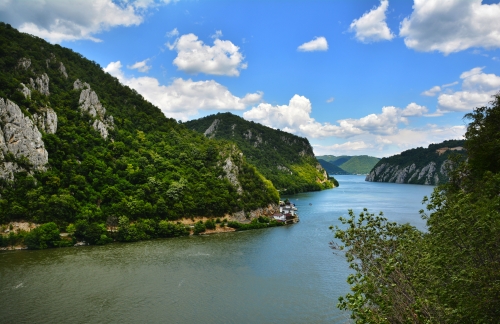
[184,112,334,194]
[317,159,351,175]
[316,155,380,174]
[365,139,466,185]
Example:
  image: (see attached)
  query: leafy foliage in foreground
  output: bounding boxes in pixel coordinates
[332,94,500,323]
[184,112,334,194]
[0,23,278,229]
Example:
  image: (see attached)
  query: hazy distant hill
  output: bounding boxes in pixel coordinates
[317,159,351,175]
[185,112,334,194]
[366,139,466,185]
[316,155,380,174]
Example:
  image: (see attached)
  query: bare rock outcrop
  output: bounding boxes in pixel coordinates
[19,83,31,99]
[366,161,445,185]
[204,118,220,137]
[17,58,31,70]
[58,62,68,79]
[221,156,243,194]
[74,80,114,140]
[32,107,57,134]
[29,73,50,96]
[0,99,49,180]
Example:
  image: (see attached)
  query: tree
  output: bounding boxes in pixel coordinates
[24,222,61,249]
[333,92,500,323]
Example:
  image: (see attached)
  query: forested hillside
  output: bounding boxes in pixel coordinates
[332,95,500,323]
[316,155,379,174]
[317,159,350,175]
[366,139,466,185]
[0,23,279,242]
[185,112,335,193]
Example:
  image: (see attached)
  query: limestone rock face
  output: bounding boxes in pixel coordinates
[204,119,220,137]
[59,62,68,79]
[17,58,31,70]
[221,156,243,194]
[79,88,106,118]
[73,79,90,90]
[30,73,50,96]
[19,83,31,99]
[0,99,48,180]
[75,80,114,140]
[366,161,446,185]
[32,107,58,134]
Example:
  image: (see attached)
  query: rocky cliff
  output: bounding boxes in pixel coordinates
[365,140,465,185]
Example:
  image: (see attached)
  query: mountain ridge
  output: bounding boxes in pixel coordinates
[184,112,335,194]
[0,23,280,229]
[365,139,466,185]
[316,155,380,174]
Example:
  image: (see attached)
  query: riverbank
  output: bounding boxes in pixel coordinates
[0,203,300,250]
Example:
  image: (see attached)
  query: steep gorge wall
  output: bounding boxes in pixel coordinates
[365,161,450,185]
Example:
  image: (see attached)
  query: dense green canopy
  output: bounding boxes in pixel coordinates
[185,112,334,194]
[0,22,279,230]
[332,94,500,323]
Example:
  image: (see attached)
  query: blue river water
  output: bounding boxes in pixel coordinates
[0,175,434,323]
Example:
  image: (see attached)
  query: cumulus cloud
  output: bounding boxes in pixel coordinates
[243,94,462,157]
[168,33,247,76]
[400,0,500,54]
[421,85,441,97]
[326,97,335,103]
[103,61,261,120]
[437,67,500,112]
[243,95,428,139]
[0,0,157,43]
[127,59,151,72]
[349,0,394,43]
[297,37,328,52]
[313,125,466,157]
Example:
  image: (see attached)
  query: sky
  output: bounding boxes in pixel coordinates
[1,0,500,157]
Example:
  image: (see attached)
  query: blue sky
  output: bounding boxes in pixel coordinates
[1,0,500,157]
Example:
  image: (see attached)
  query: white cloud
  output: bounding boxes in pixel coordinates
[326,97,335,103]
[103,61,261,120]
[239,91,264,105]
[0,0,156,43]
[168,33,247,76]
[242,94,462,157]
[211,30,223,39]
[166,27,179,38]
[243,95,428,139]
[421,85,441,97]
[442,81,459,88]
[127,59,151,72]
[313,125,466,157]
[400,0,500,54]
[316,141,373,154]
[437,67,500,112]
[349,0,394,43]
[297,37,328,52]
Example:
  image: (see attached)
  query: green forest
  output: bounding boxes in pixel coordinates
[0,23,283,247]
[185,112,335,193]
[316,155,380,174]
[332,97,500,322]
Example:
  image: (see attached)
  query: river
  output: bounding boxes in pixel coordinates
[0,175,434,323]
